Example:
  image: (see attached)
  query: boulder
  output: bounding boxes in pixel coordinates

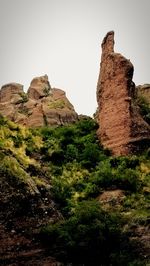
[28,75,51,100]
[98,189,125,205]
[0,83,23,122]
[0,83,23,103]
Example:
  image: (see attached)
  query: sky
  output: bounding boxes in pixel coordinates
[0,0,150,116]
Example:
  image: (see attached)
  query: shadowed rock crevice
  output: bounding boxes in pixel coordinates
[97,31,150,155]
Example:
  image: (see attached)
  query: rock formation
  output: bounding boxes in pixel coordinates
[97,31,150,155]
[0,75,78,127]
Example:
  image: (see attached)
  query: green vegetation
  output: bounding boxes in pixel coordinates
[48,99,66,109]
[136,95,150,124]
[17,92,28,103]
[0,114,149,265]
[0,115,45,193]
[43,86,51,96]
[40,201,124,265]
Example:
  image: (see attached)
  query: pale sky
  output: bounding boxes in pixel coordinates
[0,0,150,116]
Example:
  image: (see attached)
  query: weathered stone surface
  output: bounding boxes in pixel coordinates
[0,75,78,127]
[97,31,150,155]
[25,103,45,127]
[42,88,77,126]
[0,83,23,103]
[98,189,125,205]
[28,75,51,100]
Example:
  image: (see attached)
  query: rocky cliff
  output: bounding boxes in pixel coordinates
[0,75,78,127]
[96,31,150,155]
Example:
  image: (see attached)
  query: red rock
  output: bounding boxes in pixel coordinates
[0,83,23,103]
[0,75,78,127]
[97,31,150,155]
[28,75,51,100]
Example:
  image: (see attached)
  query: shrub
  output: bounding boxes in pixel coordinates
[109,156,140,169]
[51,176,73,208]
[43,86,50,96]
[65,144,78,162]
[136,95,150,124]
[11,134,23,148]
[48,99,65,109]
[76,118,98,135]
[0,155,30,184]
[20,92,28,103]
[40,200,123,265]
[86,160,140,194]
[0,115,7,126]
[114,168,141,192]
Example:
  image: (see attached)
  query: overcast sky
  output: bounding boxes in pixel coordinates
[0,0,150,116]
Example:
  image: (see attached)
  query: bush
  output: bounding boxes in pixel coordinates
[136,95,150,124]
[79,143,103,168]
[115,168,141,191]
[11,134,23,148]
[65,144,78,162]
[40,200,123,265]
[0,155,31,185]
[51,176,73,208]
[76,117,98,135]
[85,160,140,195]
[110,156,140,169]
[0,115,7,126]
[38,118,105,169]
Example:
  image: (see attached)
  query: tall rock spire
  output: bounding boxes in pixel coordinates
[96,31,150,155]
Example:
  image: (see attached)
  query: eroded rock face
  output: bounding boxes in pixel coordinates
[0,75,78,127]
[97,31,150,155]
[0,83,23,103]
[28,75,51,100]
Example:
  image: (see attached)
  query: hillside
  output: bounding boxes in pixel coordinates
[0,115,150,265]
[0,31,150,266]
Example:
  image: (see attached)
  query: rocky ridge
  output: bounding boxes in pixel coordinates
[96,31,150,155]
[0,75,78,127]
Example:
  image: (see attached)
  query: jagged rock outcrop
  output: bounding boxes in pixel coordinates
[97,31,150,155]
[28,74,51,100]
[0,75,78,127]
